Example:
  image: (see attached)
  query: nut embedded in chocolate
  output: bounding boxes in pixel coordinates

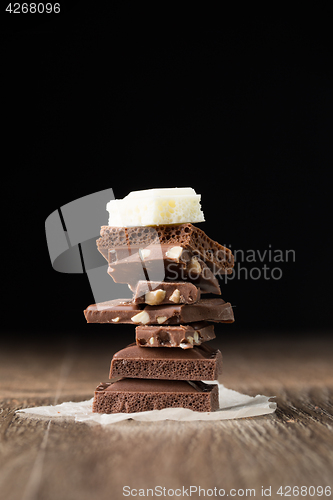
[97,223,234,274]
[132,281,200,305]
[84,298,234,325]
[144,289,166,305]
[107,245,221,294]
[135,322,215,349]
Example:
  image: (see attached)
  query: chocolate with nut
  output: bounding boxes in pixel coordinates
[107,245,221,294]
[132,281,201,305]
[136,321,215,349]
[97,223,234,275]
[84,298,234,325]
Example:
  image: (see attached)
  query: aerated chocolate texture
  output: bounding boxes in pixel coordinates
[97,223,234,274]
[93,379,219,413]
[109,343,223,380]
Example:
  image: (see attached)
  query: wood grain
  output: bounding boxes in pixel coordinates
[1,334,332,500]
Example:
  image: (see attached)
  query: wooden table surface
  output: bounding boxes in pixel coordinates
[1,333,333,500]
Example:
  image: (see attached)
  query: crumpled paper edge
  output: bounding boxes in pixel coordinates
[16,385,276,425]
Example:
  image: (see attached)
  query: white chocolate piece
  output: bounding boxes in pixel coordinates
[106,188,205,226]
[112,317,120,322]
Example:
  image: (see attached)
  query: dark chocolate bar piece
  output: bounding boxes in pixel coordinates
[93,379,219,413]
[136,322,215,348]
[97,223,234,274]
[110,343,222,380]
[132,281,201,305]
[84,298,234,325]
[107,246,221,294]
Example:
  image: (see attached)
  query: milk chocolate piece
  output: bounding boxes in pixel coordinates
[132,281,201,305]
[84,298,234,324]
[107,247,221,294]
[136,322,215,349]
[93,379,219,413]
[84,298,139,324]
[97,223,234,274]
[144,298,234,324]
[110,343,222,380]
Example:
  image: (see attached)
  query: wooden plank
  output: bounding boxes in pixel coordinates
[1,336,332,500]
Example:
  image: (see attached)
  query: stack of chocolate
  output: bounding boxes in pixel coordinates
[84,223,235,413]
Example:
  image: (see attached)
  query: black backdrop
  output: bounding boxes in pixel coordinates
[2,8,332,342]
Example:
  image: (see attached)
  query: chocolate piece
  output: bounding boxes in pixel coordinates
[93,379,219,413]
[84,298,139,323]
[132,281,201,305]
[107,246,221,294]
[144,298,234,324]
[84,298,234,325]
[110,343,222,380]
[108,243,189,265]
[136,322,215,349]
[97,223,234,274]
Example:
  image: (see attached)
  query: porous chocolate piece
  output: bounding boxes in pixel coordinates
[107,246,221,294]
[84,298,234,324]
[136,322,215,349]
[132,281,201,305]
[93,379,219,413]
[110,343,222,380]
[97,223,234,275]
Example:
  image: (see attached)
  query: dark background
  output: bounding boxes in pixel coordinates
[2,7,332,342]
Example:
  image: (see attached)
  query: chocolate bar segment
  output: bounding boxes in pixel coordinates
[132,281,201,305]
[84,298,139,323]
[136,322,215,348]
[93,379,219,413]
[107,247,221,294]
[97,223,234,274]
[144,298,234,324]
[110,343,222,380]
[84,298,234,325]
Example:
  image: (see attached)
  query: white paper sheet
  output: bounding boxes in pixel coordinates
[16,385,276,425]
